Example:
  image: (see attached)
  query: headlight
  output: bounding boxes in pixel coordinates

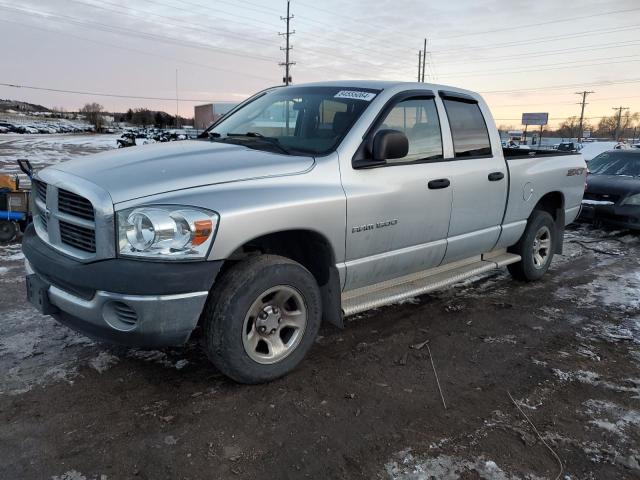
[622,193,640,206]
[117,206,218,260]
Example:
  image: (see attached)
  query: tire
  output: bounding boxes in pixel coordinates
[507,210,556,282]
[202,254,322,384]
[0,220,18,244]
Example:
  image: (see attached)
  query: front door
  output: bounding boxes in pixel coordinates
[341,95,452,291]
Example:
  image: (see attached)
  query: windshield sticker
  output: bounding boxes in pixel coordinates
[334,90,376,101]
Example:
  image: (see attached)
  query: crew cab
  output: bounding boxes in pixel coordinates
[22,81,586,383]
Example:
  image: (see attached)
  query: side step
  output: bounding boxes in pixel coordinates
[341,252,521,317]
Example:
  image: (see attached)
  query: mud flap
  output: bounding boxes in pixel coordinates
[321,266,344,329]
[555,207,565,255]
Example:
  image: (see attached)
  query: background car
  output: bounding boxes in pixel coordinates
[580,149,640,229]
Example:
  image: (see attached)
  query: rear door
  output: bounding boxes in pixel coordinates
[438,92,508,263]
[341,93,452,291]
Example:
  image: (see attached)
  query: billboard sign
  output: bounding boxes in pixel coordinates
[521,112,549,126]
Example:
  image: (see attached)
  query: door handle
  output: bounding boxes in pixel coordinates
[428,178,450,189]
[488,172,505,181]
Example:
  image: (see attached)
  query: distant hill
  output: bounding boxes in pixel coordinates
[0,99,51,113]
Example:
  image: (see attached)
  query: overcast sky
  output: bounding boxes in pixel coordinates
[1,0,639,127]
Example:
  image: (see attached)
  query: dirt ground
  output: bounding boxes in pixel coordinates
[1,137,639,480]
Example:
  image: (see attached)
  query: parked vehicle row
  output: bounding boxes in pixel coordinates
[116,128,201,147]
[0,120,94,134]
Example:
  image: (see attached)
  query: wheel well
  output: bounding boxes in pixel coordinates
[223,230,343,328]
[533,191,564,220]
[532,191,565,254]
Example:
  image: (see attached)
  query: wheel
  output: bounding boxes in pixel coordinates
[203,254,322,384]
[0,220,18,243]
[507,210,556,282]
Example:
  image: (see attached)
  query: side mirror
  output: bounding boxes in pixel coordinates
[372,129,409,161]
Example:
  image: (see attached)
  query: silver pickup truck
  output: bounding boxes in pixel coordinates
[23,81,586,383]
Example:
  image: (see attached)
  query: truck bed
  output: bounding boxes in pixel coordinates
[502,147,581,159]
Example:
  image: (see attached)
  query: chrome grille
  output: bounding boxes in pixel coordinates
[32,170,114,262]
[34,180,47,204]
[58,189,95,221]
[40,211,48,231]
[59,220,96,253]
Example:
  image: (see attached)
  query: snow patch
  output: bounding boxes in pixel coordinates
[553,369,640,398]
[584,399,640,438]
[385,450,540,480]
[51,471,87,480]
[0,243,24,261]
[89,351,119,373]
[483,335,517,344]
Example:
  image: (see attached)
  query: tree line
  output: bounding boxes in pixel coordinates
[78,103,192,130]
[499,110,640,140]
[555,111,639,140]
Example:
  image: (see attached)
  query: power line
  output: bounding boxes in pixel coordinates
[435,40,640,66]
[490,95,640,108]
[438,6,640,40]
[75,0,640,81]
[295,0,640,52]
[5,2,638,85]
[176,0,411,61]
[481,78,640,95]
[442,55,640,79]
[431,24,640,55]
[0,82,241,103]
[66,0,277,48]
[493,116,608,121]
[0,4,279,63]
[156,0,281,30]
[0,18,275,82]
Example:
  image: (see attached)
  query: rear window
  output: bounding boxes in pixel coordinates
[588,151,640,176]
[443,99,492,158]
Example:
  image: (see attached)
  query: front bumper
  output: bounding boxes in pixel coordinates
[578,201,640,230]
[22,225,222,347]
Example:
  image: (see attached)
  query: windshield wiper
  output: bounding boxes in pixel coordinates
[225,132,291,154]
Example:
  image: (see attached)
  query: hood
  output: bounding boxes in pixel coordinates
[586,174,640,201]
[48,140,315,203]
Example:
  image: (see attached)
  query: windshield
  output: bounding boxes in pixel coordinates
[207,86,380,155]
[588,151,640,176]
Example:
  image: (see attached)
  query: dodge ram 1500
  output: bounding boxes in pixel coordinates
[23,81,586,383]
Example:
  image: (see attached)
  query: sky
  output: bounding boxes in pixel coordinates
[0,0,639,127]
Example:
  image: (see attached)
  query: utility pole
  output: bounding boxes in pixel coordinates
[418,50,422,82]
[574,90,593,142]
[279,0,295,86]
[421,38,427,83]
[613,106,629,141]
[175,68,179,128]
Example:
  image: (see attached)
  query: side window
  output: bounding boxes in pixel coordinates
[442,99,492,158]
[375,97,443,164]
